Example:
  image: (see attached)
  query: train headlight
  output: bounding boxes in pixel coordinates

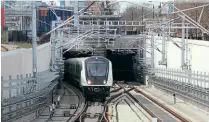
[87,80,91,85]
[103,80,107,84]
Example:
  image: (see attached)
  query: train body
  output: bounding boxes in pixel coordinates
[64,56,113,99]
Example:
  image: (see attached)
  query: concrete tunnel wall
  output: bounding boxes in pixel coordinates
[1,43,51,80]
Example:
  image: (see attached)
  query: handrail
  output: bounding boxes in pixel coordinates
[2,80,58,107]
[3,92,54,122]
[1,81,58,122]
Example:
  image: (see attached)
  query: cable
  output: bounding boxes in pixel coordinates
[2,1,75,34]
[172,4,209,14]
[2,1,52,27]
[39,1,97,41]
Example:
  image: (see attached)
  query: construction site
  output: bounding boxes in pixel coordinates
[1,0,209,122]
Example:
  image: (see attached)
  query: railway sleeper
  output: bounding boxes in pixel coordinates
[86,113,101,118]
[70,104,77,109]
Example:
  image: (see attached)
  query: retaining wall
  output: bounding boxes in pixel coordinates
[1,43,51,80]
[149,37,209,72]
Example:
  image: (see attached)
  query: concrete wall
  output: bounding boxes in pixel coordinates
[147,37,209,72]
[1,43,51,80]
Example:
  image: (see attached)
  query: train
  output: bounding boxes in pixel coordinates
[64,56,113,101]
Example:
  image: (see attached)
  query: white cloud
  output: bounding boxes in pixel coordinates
[119,0,171,11]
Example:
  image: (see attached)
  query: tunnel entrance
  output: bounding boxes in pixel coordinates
[63,49,92,59]
[62,49,146,84]
[106,49,145,84]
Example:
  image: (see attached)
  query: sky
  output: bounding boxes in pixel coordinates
[42,0,171,11]
[118,0,171,12]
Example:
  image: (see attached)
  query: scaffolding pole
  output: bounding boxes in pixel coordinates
[181,16,185,69]
[151,32,155,69]
[32,1,37,78]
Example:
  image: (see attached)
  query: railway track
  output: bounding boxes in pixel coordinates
[132,88,190,122]
[61,82,87,122]
[77,85,126,122]
[79,102,106,122]
[106,84,190,122]
[32,82,86,122]
[33,82,189,122]
[33,82,122,122]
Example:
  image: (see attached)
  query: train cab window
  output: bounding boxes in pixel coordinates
[86,60,108,77]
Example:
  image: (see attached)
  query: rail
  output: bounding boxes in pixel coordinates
[1,71,59,100]
[126,91,163,122]
[104,85,188,122]
[1,81,58,122]
[62,82,86,122]
[133,88,190,122]
[151,77,209,112]
[133,64,209,111]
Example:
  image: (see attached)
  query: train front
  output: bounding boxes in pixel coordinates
[82,56,113,98]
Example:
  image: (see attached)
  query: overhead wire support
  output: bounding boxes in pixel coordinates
[198,5,205,23]
[39,1,97,41]
[50,8,59,20]
[174,5,209,35]
[181,15,186,69]
[172,4,209,14]
[32,1,37,78]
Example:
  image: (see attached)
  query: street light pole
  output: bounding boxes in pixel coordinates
[195,2,197,39]
[159,2,161,17]
[32,1,37,78]
[148,1,154,19]
[153,5,154,20]
[142,6,144,34]
[132,8,133,30]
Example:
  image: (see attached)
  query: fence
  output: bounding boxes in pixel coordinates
[1,71,60,122]
[1,71,59,99]
[1,82,58,122]
[149,67,209,112]
[153,68,209,88]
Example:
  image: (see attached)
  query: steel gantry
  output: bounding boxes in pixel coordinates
[2,1,209,121]
[48,0,209,74]
[16,0,209,113]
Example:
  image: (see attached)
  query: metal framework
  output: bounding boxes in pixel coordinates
[2,1,209,120]
[136,1,209,112]
[2,1,33,31]
[150,68,209,111]
[49,0,209,114]
[1,71,59,122]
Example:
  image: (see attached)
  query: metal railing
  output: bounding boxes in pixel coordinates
[1,71,60,122]
[134,64,209,111]
[82,11,118,15]
[1,74,35,99]
[1,71,59,99]
[4,9,32,16]
[78,20,144,27]
[1,80,58,122]
[152,68,209,89]
[151,76,209,112]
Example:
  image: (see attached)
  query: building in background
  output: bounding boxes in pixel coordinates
[60,0,101,11]
[3,0,121,42]
[2,0,73,42]
[1,7,5,26]
[60,0,65,8]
